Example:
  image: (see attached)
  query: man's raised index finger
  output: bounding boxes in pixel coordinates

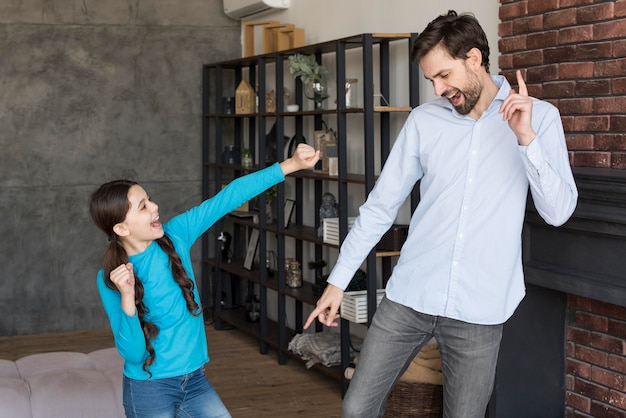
[516,69,528,96]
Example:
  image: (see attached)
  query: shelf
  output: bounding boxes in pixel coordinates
[203,32,419,397]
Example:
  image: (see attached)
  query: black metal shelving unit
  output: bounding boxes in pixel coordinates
[202,33,419,394]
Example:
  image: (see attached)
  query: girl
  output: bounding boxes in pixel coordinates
[90,144,319,418]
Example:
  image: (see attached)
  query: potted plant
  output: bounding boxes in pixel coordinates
[287,53,329,109]
[241,148,253,169]
[263,185,277,224]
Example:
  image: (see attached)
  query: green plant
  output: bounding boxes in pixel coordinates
[241,148,252,158]
[265,185,277,205]
[287,53,328,84]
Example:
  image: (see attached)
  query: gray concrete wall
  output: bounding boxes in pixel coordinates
[0,1,240,335]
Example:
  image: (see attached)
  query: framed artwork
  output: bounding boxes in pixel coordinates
[284,199,296,228]
[243,228,259,270]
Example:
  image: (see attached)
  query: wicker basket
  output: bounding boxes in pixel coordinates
[384,380,443,418]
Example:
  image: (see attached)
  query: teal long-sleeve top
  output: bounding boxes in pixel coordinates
[97,163,284,380]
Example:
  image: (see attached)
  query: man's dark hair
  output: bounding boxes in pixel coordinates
[411,10,491,73]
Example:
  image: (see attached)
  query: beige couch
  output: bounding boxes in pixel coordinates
[0,347,124,418]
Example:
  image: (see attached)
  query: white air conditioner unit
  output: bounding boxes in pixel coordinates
[224,0,290,19]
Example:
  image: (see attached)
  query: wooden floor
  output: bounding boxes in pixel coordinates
[0,324,343,417]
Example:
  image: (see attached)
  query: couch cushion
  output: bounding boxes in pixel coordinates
[0,377,33,418]
[89,347,123,371]
[16,352,94,378]
[0,359,20,378]
[28,369,119,418]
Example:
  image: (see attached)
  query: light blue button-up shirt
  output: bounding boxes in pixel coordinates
[327,76,578,325]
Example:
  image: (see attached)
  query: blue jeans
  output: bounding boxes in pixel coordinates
[343,297,503,418]
[123,367,231,418]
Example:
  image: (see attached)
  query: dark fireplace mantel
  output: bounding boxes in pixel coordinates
[524,167,626,308]
[488,167,626,418]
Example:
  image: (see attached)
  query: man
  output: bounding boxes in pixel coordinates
[304,10,578,418]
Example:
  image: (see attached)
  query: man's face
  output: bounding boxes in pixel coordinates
[420,45,483,116]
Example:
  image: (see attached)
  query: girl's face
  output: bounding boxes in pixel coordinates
[115,185,163,255]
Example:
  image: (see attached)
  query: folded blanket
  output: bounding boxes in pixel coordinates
[288,332,361,369]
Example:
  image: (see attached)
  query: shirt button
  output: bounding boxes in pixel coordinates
[459,233,464,239]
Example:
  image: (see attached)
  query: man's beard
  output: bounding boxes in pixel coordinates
[447,69,482,115]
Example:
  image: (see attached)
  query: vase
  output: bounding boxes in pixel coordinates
[221,145,240,165]
[304,78,329,110]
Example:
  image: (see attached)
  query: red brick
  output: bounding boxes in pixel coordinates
[545,8,578,29]
[605,389,626,410]
[560,25,594,44]
[545,45,578,63]
[574,115,611,132]
[595,97,626,113]
[577,3,615,24]
[617,0,626,18]
[500,1,528,20]
[528,0,558,14]
[563,116,576,131]
[614,40,626,58]
[610,116,626,131]
[561,0,596,6]
[528,30,559,49]
[596,135,626,151]
[512,15,544,35]
[569,357,593,378]
[512,50,544,67]
[589,401,626,417]
[572,151,612,168]
[544,80,577,98]
[587,300,626,321]
[614,78,626,94]
[499,35,527,53]
[570,295,595,311]
[595,18,626,40]
[577,42,613,60]
[567,390,592,412]
[527,84,543,98]
[574,377,612,401]
[608,354,626,375]
[577,311,611,332]
[591,366,626,391]
[560,62,595,79]
[498,21,513,37]
[576,345,609,367]
[608,319,626,339]
[577,79,612,96]
[526,64,559,82]
[612,153,626,169]
[499,55,513,70]
[595,59,626,77]
[590,332,626,355]
[568,373,577,391]
[566,134,595,150]
[559,98,594,114]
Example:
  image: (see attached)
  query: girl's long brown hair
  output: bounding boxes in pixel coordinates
[89,180,200,377]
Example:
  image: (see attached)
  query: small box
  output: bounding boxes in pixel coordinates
[341,289,385,323]
[376,224,409,251]
[322,217,356,246]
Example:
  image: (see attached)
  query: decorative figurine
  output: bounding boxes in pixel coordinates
[318,192,339,237]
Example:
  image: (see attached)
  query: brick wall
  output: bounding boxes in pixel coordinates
[499,1,626,416]
[566,296,626,416]
[499,0,626,169]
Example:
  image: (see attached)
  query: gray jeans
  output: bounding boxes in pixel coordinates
[343,296,503,418]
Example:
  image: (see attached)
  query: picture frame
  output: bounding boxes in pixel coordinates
[284,199,296,228]
[243,228,259,270]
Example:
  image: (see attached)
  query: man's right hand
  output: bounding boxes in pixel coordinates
[304,284,344,329]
